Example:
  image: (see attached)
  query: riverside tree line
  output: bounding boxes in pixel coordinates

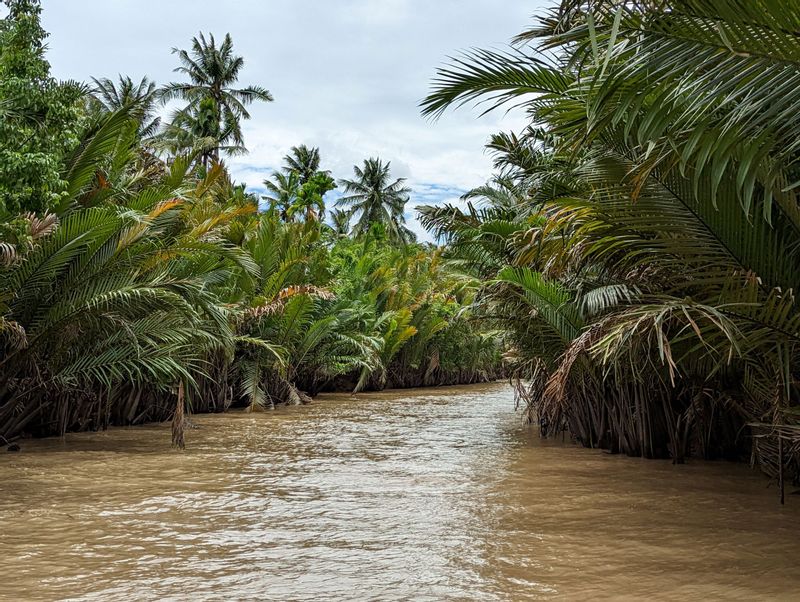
[2,0,799,487]
[422,0,800,485]
[0,0,502,446]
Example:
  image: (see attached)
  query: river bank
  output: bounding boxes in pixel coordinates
[4,368,505,444]
[1,383,798,600]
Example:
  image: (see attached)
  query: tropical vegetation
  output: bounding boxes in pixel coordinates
[0,0,502,447]
[7,0,797,489]
[420,0,800,484]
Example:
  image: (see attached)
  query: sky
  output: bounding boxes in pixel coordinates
[39,1,542,241]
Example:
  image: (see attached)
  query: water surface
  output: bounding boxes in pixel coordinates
[1,383,798,600]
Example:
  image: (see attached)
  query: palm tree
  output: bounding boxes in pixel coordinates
[91,75,160,138]
[262,171,300,221]
[420,0,800,478]
[276,146,335,222]
[291,172,335,222]
[337,158,414,244]
[0,111,247,441]
[283,145,321,184]
[161,32,273,165]
[329,209,351,237]
[0,13,508,447]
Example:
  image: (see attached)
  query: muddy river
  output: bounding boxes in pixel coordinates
[1,383,798,600]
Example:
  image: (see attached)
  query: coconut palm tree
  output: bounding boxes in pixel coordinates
[290,172,335,222]
[337,158,414,244]
[262,171,300,221]
[281,146,335,222]
[160,32,273,165]
[91,75,160,138]
[329,209,351,237]
[264,147,335,223]
[283,145,322,184]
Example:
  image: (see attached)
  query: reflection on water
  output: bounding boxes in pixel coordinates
[1,383,798,601]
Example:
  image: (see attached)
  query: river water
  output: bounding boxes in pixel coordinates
[1,383,798,601]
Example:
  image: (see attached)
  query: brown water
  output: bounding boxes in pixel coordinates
[1,383,799,601]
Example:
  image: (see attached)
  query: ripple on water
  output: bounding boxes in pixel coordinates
[1,382,799,601]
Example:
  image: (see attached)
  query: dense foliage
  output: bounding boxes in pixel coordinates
[0,0,82,214]
[420,0,800,482]
[0,2,502,445]
[10,0,796,487]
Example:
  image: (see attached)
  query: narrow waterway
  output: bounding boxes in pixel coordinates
[1,383,798,601]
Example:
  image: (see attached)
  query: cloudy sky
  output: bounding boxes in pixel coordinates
[41,1,542,240]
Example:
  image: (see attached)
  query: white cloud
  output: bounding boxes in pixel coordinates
[41,0,543,238]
